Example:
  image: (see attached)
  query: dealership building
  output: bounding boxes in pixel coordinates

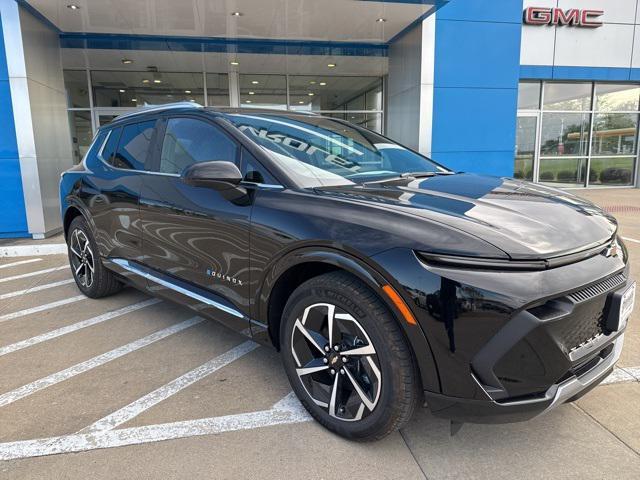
[0,0,639,238]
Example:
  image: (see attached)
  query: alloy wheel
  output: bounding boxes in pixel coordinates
[69,228,95,289]
[291,303,382,422]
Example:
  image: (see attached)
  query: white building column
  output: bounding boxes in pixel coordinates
[386,16,435,156]
[0,0,72,238]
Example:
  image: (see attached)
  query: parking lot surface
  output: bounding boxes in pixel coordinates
[0,188,639,479]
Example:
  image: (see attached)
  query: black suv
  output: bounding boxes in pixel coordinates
[60,103,635,440]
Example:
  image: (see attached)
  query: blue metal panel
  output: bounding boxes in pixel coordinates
[435,0,523,23]
[520,65,553,79]
[60,33,389,57]
[432,151,515,177]
[434,21,521,89]
[432,87,518,152]
[0,15,29,237]
[431,0,522,178]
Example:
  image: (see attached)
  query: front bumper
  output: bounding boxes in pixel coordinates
[371,246,631,424]
[424,333,623,424]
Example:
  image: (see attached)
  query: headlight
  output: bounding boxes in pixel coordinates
[416,252,547,271]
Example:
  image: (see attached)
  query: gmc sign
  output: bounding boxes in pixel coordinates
[523,7,604,28]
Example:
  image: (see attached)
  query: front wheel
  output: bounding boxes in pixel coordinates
[67,216,123,298]
[280,271,419,441]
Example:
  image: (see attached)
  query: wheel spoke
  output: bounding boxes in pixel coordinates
[328,369,341,418]
[294,319,327,355]
[343,364,376,411]
[296,358,329,377]
[69,244,81,259]
[326,304,336,348]
[75,263,84,276]
[341,344,376,356]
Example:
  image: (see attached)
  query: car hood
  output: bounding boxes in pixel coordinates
[314,174,617,259]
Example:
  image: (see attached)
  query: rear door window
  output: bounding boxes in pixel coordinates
[112,120,157,170]
[100,127,121,164]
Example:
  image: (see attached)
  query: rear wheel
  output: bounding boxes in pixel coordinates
[67,216,122,298]
[280,271,419,440]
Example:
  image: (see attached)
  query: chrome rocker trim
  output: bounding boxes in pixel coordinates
[111,258,244,319]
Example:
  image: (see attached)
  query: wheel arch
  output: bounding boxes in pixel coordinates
[258,246,441,393]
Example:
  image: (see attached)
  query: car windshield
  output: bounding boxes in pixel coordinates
[224,112,449,187]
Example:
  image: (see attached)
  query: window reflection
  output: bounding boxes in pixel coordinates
[591,113,638,156]
[91,71,205,107]
[543,82,592,111]
[64,70,90,108]
[289,76,382,112]
[239,74,286,109]
[595,84,640,112]
[540,112,590,156]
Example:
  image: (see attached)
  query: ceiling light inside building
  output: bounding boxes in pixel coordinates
[231,12,243,16]
[319,82,327,86]
[309,81,316,85]
[185,90,191,94]
[249,91,255,95]
[119,89,125,93]
[142,79,150,84]
[308,93,314,96]
[298,101,304,104]
[67,4,80,10]
[376,18,386,23]
[251,80,259,84]
[327,63,336,68]
[131,98,137,102]
[121,58,133,65]
[230,61,239,66]
[245,100,252,103]
[153,79,162,84]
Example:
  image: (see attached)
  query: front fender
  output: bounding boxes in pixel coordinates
[256,245,441,393]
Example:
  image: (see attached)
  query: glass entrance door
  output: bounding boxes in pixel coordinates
[514,114,539,181]
[92,108,138,131]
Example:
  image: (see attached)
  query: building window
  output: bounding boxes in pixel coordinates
[515,81,638,187]
[239,74,287,109]
[91,71,206,107]
[63,69,385,159]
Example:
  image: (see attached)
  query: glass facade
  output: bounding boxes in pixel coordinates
[516,81,639,187]
[64,70,384,164]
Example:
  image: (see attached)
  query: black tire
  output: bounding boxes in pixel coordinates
[280,271,419,441]
[67,216,123,298]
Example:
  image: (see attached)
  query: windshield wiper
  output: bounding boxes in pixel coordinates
[400,171,455,178]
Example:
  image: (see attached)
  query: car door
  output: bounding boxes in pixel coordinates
[139,114,252,333]
[88,119,158,261]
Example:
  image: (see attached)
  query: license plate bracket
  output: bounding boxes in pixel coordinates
[605,282,636,333]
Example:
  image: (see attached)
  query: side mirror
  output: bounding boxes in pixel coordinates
[181,161,243,191]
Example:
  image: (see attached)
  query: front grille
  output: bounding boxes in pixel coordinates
[554,306,605,352]
[568,273,626,303]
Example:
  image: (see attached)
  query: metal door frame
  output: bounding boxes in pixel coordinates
[515,111,541,182]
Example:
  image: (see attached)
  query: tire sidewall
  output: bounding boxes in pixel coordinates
[67,216,104,297]
[280,275,411,439]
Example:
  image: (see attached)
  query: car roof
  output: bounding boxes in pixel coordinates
[102,102,321,130]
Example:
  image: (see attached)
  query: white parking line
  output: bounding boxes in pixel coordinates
[0,244,67,258]
[0,393,310,461]
[83,340,259,433]
[0,258,42,270]
[0,278,75,300]
[0,265,68,284]
[621,366,640,381]
[0,317,203,407]
[0,295,86,324]
[0,298,162,357]
[621,236,640,245]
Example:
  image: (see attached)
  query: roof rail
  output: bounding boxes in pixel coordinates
[114,101,203,121]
